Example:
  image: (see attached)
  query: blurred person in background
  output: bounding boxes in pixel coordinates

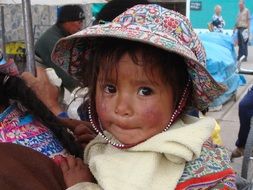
[234,0,250,62]
[35,4,85,91]
[211,5,225,33]
[231,86,253,159]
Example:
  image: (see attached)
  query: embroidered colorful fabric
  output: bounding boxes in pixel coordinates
[52,4,227,111]
[0,57,19,76]
[0,104,67,159]
[176,140,236,189]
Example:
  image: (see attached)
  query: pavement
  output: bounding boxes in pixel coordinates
[206,46,253,175]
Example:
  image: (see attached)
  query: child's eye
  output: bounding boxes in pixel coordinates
[138,87,153,96]
[104,84,116,94]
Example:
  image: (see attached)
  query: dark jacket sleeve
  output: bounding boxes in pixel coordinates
[35,26,79,91]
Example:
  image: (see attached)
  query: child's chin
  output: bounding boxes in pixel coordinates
[117,137,145,147]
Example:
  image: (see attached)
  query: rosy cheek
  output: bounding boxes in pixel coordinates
[143,108,163,124]
[96,97,109,120]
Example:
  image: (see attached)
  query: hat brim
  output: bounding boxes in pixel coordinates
[52,23,226,110]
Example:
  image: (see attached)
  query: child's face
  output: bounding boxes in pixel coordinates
[95,52,174,145]
[215,7,221,15]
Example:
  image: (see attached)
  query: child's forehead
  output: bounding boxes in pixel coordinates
[98,60,164,86]
[117,51,146,64]
[97,49,172,85]
[99,51,158,71]
[99,47,161,64]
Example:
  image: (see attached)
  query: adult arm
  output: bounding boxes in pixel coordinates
[60,118,96,148]
[221,16,225,27]
[247,9,250,30]
[21,66,63,115]
[22,70,96,148]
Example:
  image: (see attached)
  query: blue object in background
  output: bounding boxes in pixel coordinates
[91,3,106,17]
[199,32,246,107]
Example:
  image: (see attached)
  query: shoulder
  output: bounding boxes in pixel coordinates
[36,25,63,44]
[176,140,236,189]
[212,14,217,19]
[181,114,216,125]
[35,25,63,52]
[243,8,250,15]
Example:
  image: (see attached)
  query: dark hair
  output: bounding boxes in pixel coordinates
[0,73,83,158]
[84,38,192,113]
[93,0,150,25]
[56,5,85,24]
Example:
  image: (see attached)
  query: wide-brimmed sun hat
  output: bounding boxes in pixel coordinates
[52,4,226,110]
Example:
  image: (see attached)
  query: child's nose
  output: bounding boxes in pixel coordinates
[114,93,132,117]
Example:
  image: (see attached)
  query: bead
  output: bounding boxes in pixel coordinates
[88,104,126,148]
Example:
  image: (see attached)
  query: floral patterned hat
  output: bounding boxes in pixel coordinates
[52,4,226,110]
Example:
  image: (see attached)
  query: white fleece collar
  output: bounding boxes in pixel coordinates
[84,116,215,190]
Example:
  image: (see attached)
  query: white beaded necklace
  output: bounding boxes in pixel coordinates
[88,80,190,148]
[163,80,190,132]
[88,106,125,148]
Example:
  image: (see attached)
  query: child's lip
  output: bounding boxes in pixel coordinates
[114,124,129,130]
[113,123,136,130]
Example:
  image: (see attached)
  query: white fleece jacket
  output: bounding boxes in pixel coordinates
[67,116,215,190]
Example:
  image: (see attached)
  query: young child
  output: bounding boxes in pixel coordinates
[52,4,236,190]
